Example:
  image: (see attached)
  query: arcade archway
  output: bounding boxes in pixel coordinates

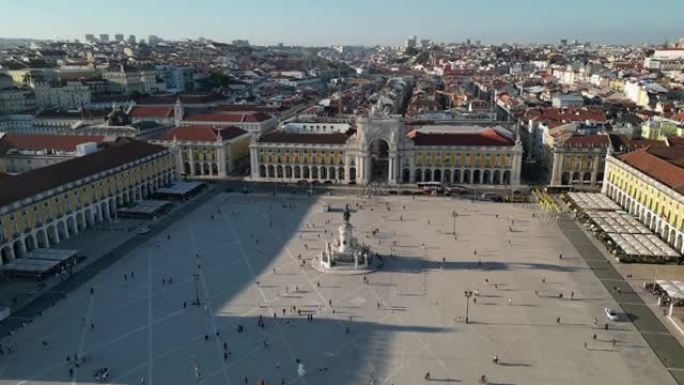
[369,139,390,183]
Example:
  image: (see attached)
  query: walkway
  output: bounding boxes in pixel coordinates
[558,213,684,384]
[0,185,219,338]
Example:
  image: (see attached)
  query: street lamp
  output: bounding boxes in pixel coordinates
[464,289,473,324]
[451,210,458,237]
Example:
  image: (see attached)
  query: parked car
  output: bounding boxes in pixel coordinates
[135,227,150,235]
[604,307,619,321]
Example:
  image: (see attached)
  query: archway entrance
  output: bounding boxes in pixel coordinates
[369,139,389,183]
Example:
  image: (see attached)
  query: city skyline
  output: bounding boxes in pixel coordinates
[0,0,682,46]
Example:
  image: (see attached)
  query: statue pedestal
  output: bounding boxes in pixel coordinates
[338,222,353,253]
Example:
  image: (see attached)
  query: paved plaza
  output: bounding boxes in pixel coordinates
[0,192,677,385]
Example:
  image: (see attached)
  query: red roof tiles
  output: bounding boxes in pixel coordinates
[258,131,351,145]
[563,134,610,148]
[525,107,607,124]
[129,106,173,119]
[619,147,684,193]
[0,140,167,208]
[160,125,247,142]
[185,111,273,123]
[0,134,104,153]
[407,128,514,147]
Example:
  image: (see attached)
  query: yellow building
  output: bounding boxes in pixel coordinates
[550,134,609,187]
[602,144,684,253]
[0,139,176,264]
[151,125,250,178]
[250,118,523,185]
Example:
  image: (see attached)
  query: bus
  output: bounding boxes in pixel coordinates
[417,182,444,195]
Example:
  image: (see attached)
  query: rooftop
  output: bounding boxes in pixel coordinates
[160,125,247,142]
[258,131,352,145]
[618,146,684,194]
[129,106,173,119]
[0,139,167,209]
[185,111,273,123]
[407,126,515,147]
[0,133,105,154]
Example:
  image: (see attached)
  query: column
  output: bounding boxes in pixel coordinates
[512,149,523,185]
[388,157,394,183]
[250,147,259,179]
[550,152,563,185]
[409,156,415,183]
[175,146,183,176]
[188,147,195,175]
[217,146,227,177]
[591,154,600,186]
[344,156,351,183]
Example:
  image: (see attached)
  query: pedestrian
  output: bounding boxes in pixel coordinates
[69,368,74,377]
[183,301,187,309]
[584,341,587,349]
[605,323,609,330]
[131,271,135,278]
[556,317,561,324]
[90,287,94,295]
[542,277,546,283]
[90,323,95,331]
[244,376,248,385]
[204,334,209,341]
[224,352,228,361]
[593,333,597,340]
[508,298,512,305]
[571,291,574,300]
[223,342,228,350]
[559,253,562,259]
[124,273,128,281]
[612,338,616,346]
[140,377,145,385]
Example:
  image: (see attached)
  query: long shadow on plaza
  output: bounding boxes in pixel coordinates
[0,313,453,385]
[377,256,581,274]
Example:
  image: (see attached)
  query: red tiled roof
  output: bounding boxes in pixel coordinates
[0,139,167,208]
[129,106,173,119]
[619,147,684,193]
[258,131,351,145]
[160,125,247,142]
[185,111,273,123]
[672,113,684,122]
[525,107,607,124]
[407,128,514,147]
[35,109,110,120]
[563,134,610,148]
[0,134,104,153]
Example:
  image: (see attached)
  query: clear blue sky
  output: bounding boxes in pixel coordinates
[1,0,682,46]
